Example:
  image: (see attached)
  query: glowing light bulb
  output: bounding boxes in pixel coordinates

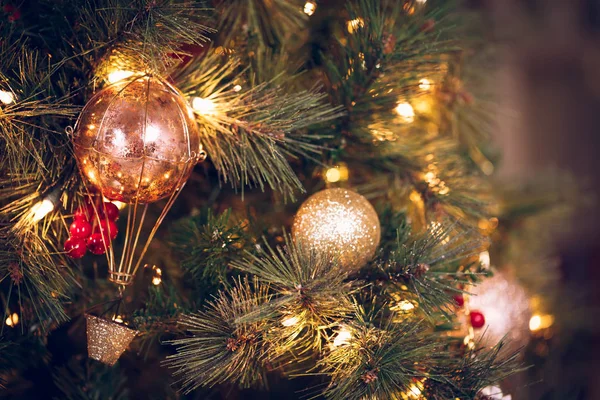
[332,326,352,347]
[416,0,427,4]
[324,164,349,183]
[419,78,432,91]
[479,251,491,269]
[281,316,300,327]
[397,300,415,312]
[107,70,135,84]
[0,89,15,105]
[192,97,217,115]
[529,314,554,331]
[303,1,316,16]
[31,198,55,222]
[112,315,124,323]
[233,84,242,92]
[395,102,415,123]
[347,17,365,33]
[5,312,19,327]
[404,381,425,399]
[152,276,162,285]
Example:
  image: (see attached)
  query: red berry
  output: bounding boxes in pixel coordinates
[453,295,464,307]
[87,233,108,255]
[74,204,93,221]
[69,219,92,239]
[94,220,118,241]
[99,202,119,221]
[470,310,486,329]
[64,237,87,259]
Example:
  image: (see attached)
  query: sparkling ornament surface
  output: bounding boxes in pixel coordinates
[73,76,203,203]
[469,271,531,348]
[86,314,138,366]
[292,188,381,270]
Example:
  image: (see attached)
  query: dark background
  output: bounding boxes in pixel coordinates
[482,0,600,399]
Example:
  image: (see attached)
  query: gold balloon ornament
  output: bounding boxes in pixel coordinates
[73,75,205,286]
[292,188,381,270]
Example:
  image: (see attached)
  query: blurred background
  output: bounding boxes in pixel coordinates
[481,0,600,398]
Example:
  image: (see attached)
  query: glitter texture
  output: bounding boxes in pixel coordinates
[73,76,204,204]
[86,314,138,366]
[469,271,531,349]
[292,188,380,270]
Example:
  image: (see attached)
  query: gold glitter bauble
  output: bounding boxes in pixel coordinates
[86,314,138,366]
[73,76,204,203]
[292,188,381,270]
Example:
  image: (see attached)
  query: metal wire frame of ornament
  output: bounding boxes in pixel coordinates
[68,76,206,290]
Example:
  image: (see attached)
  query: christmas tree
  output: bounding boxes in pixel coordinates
[0,0,569,399]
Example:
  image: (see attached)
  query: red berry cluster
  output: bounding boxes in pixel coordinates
[2,4,21,22]
[64,198,119,259]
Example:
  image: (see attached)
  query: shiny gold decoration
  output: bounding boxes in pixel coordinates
[73,75,204,204]
[86,314,138,366]
[292,188,381,270]
[468,271,531,349]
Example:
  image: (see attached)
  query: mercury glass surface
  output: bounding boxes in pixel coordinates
[73,76,202,203]
[292,188,381,270]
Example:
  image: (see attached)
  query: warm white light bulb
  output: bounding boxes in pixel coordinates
[395,102,415,123]
[281,316,300,327]
[347,18,365,33]
[5,312,19,327]
[0,89,15,105]
[191,97,217,115]
[332,326,352,347]
[31,198,55,222]
[107,70,135,84]
[479,251,491,269]
[419,78,432,91]
[303,1,316,16]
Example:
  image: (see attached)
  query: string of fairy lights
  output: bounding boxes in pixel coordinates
[1,1,557,398]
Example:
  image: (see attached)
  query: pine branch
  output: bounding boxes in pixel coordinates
[215,0,308,49]
[69,0,215,76]
[373,220,486,318]
[231,234,354,359]
[174,49,343,199]
[424,340,524,400]
[165,277,273,393]
[317,303,439,400]
[169,208,253,297]
[52,358,129,400]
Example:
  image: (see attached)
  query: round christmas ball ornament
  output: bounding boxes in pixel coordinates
[470,310,485,329]
[72,75,205,204]
[468,271,531,349]
[64,237,87,259]
[292,188,380,270]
